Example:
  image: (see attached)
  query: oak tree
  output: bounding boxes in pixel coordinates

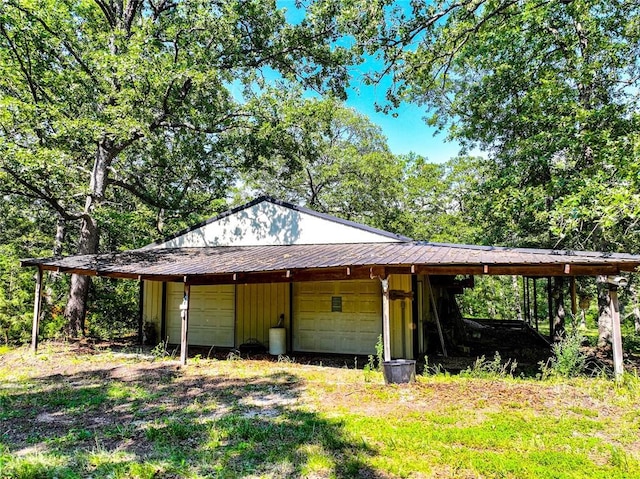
[0,0,351,336]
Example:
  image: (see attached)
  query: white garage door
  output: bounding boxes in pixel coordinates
[166,283,235,347]
[293,280,381,355]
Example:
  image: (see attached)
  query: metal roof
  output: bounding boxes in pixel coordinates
[21,242,640,283]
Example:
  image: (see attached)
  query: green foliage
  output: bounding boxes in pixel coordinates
[150,339,169,360]
[422,356,448,377]
[375,334,384,372]
[0,246,33,344]
[350,0,640,251]
[0,0,354,337]
[458,275,525,320]
[86,278,139,339]
[237,93,406,232]
[540,332,587,379]
[5,345,640,478]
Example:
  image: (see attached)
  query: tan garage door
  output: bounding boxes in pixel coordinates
[293,280,381,355]
[166,283,235,347]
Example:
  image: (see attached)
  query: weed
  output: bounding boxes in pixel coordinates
[375,335,384,372]
[614,370,640,397]
[362,362,381,383]
[540,331,587,379]
[610,445,630,471]
[460,352,517,379]
[366,354,376,372]
[422,356,448,377]
[278,354,295,363]
[150,339,169,359]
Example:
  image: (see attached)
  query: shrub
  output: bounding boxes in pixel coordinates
[540,331,587,379]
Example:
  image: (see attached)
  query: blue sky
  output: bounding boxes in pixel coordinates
[343,74,462,164]
[275,0,462,164]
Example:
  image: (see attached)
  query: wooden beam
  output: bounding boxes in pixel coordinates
[30,267,43,353]
[414,265,484,276]
[370,266,387,279]
[180,281,191,366]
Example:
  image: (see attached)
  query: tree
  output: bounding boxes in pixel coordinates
[0,0,352,336]
[347,0,640,251]
[238,92,407,232]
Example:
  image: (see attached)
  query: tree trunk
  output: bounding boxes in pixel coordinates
[512,275,523,322]
[597,276,612,348]
[553,277,565,341]
[53,215,66,256]
[63,141,113,337]
[630,284,640,334]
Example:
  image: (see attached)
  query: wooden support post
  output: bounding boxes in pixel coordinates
[426,276,447,357]
[30,266,43,353]
[180,281,191,366]
[524,277,530,325]
[137,280,144,345]
[571,277,577,318]
[553,277,566,340]
[533,278,539,331]
[547,277,554,341]
[380,276,391,362]
[609,286,624,381]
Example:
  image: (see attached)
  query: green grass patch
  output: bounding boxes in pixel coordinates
[1,343,639,478]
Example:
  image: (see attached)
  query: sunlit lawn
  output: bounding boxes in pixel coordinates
[1,342,639,478]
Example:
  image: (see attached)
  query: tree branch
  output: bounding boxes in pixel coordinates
[8,1,102,88]
[1,165,84,220]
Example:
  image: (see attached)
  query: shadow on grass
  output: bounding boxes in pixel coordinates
[0,360,382,478]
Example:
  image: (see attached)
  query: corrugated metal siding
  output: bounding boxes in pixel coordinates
[236,283,290,349]
[389,275,413,359]
[142,281,162,331]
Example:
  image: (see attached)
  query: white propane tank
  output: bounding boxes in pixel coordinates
[269,327,286,355]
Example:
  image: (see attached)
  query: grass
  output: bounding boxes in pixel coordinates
[1,343,639,478]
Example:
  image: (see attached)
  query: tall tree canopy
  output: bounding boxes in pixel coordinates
[238,93,405,230]
[347,0,640,250]
[0,0,352,336]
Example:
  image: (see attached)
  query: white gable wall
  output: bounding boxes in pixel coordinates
[150,201,401,248]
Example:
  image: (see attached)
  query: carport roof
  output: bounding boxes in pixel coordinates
[21,242,640,283]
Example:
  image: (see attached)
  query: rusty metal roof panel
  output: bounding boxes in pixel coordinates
[21,242,640,278]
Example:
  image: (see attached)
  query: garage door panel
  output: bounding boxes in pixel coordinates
[165,283,235,347]
[294,280,381,355]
